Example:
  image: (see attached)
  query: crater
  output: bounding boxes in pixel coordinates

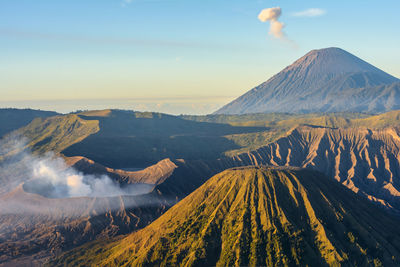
[22,178,154,199]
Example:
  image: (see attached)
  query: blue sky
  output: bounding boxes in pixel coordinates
[1,0,399,114]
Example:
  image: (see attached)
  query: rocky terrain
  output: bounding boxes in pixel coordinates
[225,126,400,212]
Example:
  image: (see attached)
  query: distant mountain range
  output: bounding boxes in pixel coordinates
[215,47,400,114]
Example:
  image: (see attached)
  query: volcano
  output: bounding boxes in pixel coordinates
[215,47,400,114]
[52,167,400,266]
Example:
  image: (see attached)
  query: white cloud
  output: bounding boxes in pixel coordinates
[258,7,286,39]
[292,8,326,17]
[258,7,282,22]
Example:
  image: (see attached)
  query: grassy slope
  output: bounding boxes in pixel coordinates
[181,112,368,126]
[51,167,400,267]
[0,108,58,138]
[21,114,100,154]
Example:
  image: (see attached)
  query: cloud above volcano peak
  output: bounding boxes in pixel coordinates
[258,7,285,39]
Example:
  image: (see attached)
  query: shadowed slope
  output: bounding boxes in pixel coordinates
[14,109,267,168]
[52,167,400,267]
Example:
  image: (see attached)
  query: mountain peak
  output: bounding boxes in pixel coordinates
[283,47,388,76]
[304,47,349,58]
[308,47,347,54]
[52,167,400,266]
[215,48,399,114]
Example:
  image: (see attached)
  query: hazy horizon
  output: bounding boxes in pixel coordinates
[1,0,400,114]
[0,96,236,114]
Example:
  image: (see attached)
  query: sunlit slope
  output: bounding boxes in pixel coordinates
[52,167,400,266]
[0,108,58,138]
[20,114,100,153]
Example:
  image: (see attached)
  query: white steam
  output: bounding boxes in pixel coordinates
[0,136,152,199]
[258,7,285,39]
[30,155,131,198]
[0,135,176,252]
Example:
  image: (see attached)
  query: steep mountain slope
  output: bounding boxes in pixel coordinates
[226,126,400,212]
[150,124,400,214]
[215,47,399,114]
[52,167,400,266]
[0,108,58,138]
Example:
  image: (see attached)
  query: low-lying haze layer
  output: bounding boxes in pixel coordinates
[0,136,152,199]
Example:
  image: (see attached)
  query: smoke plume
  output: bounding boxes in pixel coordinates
[27,155,136,198]
[258,7,285,39]
[0,135,153,199]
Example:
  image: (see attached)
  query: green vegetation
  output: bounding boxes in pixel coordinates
[181,112,368,125]
[0,108,58,137]
[20,114,100,154]
[50,167,400,266]
[12,109,400,168]
[185,111,400,155]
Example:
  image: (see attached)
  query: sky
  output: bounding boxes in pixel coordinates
[0,0,399,114]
